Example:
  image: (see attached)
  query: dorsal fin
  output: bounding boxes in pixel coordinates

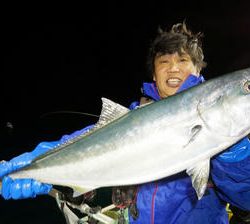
[94,97,130,129]
[30,98,130,164]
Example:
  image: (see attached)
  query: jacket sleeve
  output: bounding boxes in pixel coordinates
[211,137,250,211]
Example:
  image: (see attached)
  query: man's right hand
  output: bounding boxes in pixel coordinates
[0,124,94,200]
[1,176,52,199]
[0,141,59,199]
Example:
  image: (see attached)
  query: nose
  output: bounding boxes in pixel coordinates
[168,61,180,72]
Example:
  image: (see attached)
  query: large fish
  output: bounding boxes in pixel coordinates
[6,68,250,199]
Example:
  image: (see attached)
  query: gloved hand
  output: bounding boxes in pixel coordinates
[216,137,250,162]
[0,124,94,200]
[211,137,250,210]
[0,141,58,199]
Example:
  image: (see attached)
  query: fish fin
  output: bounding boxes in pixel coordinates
[184,124,202,148]
[94,97,130,129]
[30,99,130,163]
[186,159,210,200]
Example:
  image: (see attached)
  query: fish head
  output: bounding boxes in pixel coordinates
[225,69,250,138]
[197,68,250,139]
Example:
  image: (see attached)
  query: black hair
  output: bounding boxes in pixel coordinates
[146,22,207,79]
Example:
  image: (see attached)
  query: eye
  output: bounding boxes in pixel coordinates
[180,58,188,62]
[243,80,250,93]
[160,60,169,64]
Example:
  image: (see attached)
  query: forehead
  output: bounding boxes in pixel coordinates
[156,51,191,60]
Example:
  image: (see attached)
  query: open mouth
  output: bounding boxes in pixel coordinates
[166,78,182,88]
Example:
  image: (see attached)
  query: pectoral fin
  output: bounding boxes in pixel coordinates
[186,159,210,200]
[184,124,202,148]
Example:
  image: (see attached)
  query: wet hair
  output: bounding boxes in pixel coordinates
[146,22,207,79]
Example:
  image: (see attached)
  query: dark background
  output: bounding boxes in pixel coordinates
[1,1,250,223]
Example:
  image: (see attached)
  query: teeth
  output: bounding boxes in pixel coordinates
[167,78,181,84]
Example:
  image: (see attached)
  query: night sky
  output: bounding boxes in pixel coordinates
[1,1,250,223]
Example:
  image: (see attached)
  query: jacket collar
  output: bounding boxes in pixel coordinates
[142,74,205,101]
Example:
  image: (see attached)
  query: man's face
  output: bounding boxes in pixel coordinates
[153,52,199,98]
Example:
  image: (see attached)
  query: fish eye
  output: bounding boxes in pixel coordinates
[243,80,250,94]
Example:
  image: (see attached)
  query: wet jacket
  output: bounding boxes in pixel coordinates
[128,79,250,224]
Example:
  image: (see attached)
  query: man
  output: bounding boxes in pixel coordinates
[1,22,250,224]
[116,22,250,224]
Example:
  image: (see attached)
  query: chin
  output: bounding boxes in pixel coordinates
[166,89,178,97]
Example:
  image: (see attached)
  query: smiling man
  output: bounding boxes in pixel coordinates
[148,23,206,99]
[114,22,250,224]
[153,52,200,97]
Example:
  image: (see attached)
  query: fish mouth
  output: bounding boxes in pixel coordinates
[166,78,183,88]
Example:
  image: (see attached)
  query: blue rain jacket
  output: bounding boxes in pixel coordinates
[128,75,250,224]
